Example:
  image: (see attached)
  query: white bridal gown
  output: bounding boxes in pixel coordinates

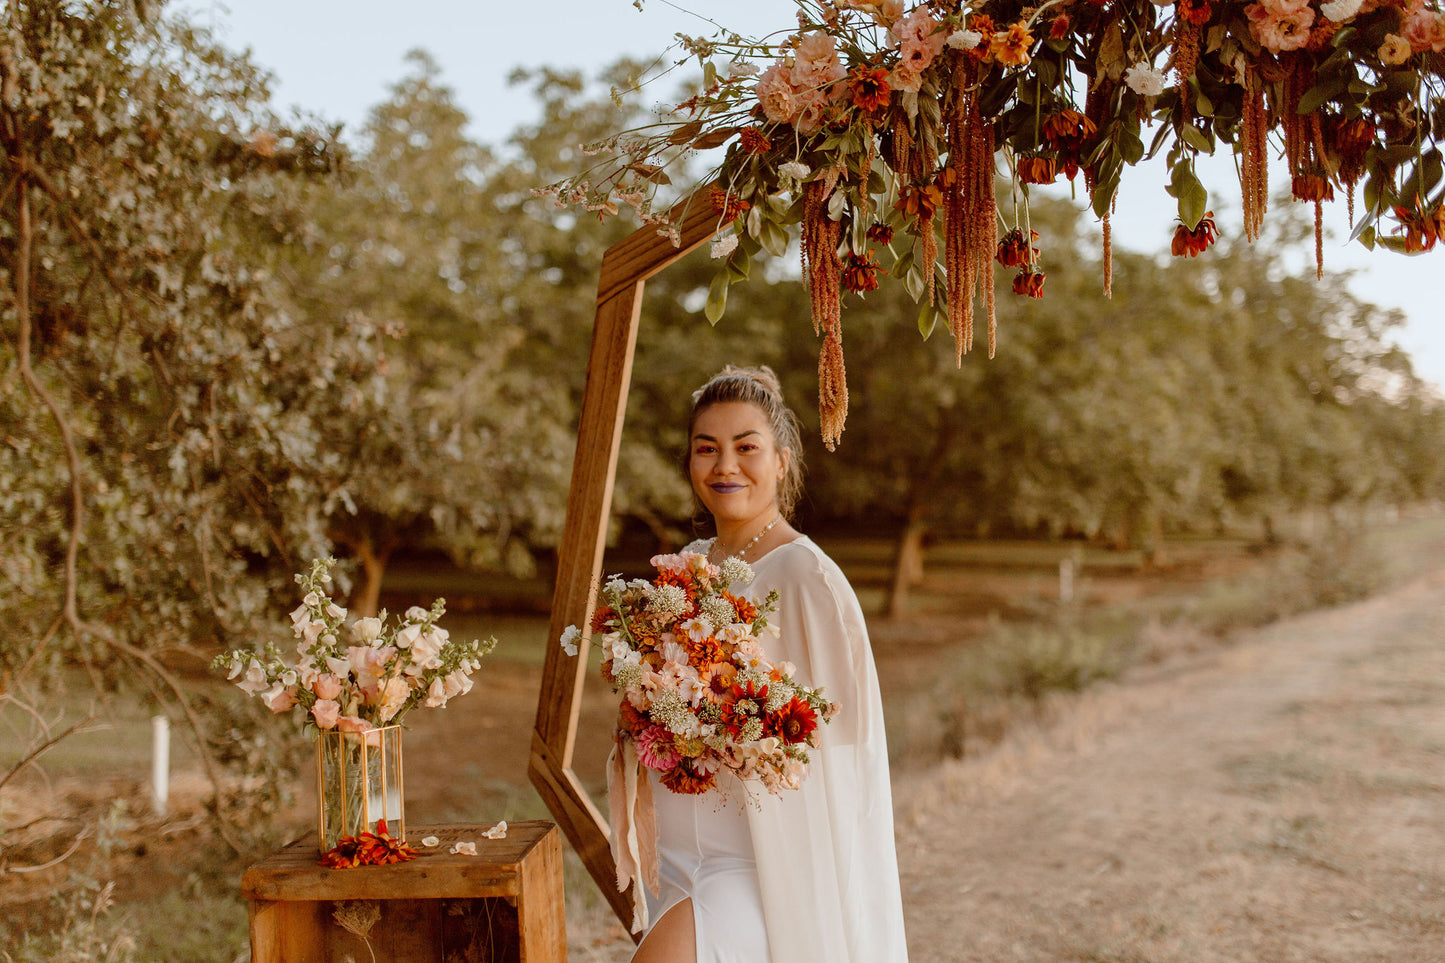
[635,536,909,963]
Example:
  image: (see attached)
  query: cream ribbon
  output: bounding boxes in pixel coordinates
[607,737,660,934]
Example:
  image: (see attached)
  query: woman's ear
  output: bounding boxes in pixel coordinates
[778,447,791,480]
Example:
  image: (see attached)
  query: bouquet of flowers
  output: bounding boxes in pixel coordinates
[542,0,1445,448]
[561,550,837,796]
[213,557,496,731]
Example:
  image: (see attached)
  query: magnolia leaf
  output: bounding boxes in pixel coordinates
[1297,79,1344,115]
[760,218,789,257]
[827,188,846,220]
[704,271,729,324]
[1175,165,1208,229]
[626,163,671,185]
[1181,126,1213,154]
[903,265,925,302]
[917,301,938,340]
[726,245,750,282]
[692,127,738,150]
[1119,127,1145,164]
[667,120,704,145]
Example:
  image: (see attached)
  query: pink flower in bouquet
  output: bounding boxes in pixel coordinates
[635,725,683,771]
[375,677,410,722]
[347,645,394,690]
[1402,10,1445,51]
[312,673,343,700]
[791,32,847,93]
[336,714,370,734]
[756,63,798,125]
[260,683,298,713]
[793,92,831,134]
[658,639,689,666]
[650,553,689,576]
[1245,0,1315,52]
[891,8,946,72]
[312,698,341,729]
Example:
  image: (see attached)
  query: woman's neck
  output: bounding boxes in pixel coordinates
[713,512,795,561]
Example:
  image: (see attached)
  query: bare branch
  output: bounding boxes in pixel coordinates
[0,711,99,795]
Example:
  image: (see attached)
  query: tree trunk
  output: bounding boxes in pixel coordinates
[886,515,927,620]
[350,535,396,618]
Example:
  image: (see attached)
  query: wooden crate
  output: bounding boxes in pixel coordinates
[241,821,565,962]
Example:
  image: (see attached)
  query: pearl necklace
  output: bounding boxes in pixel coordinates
[720,515,781,561]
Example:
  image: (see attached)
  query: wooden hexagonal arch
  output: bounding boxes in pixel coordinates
[528,189,718,934]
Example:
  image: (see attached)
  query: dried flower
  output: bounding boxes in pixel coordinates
[848,65,891,116]
[739,126,772,153]
[995,228,1040,267]
[1171,213,1218,256]
[1017,155,1058,184]
[990,23,1035,67]
[710,233,740,259]
[841,250,883,292]
[709,188,750,223]
[865,222,894,245]
[1011,270,1047,297]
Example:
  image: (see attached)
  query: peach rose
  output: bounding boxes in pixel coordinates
[1401,10,1445,51]
[311,698,341,730]
[1378,33,1412,63]
[336,714,370,733]
[312,673,343,700]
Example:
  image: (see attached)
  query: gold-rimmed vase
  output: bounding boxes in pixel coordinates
[315,725,405,853]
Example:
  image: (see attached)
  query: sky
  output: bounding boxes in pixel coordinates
[198,0,1444,389]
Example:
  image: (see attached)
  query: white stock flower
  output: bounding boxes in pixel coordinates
[442,670,472,700]
[604,575,627,596]
[1124,64,1168,97]
[779,160,811,180]
[1321,0,1362,19]
[710,233,739,259]
[560,625,582,657]
[406,632,444,673]
[727,61,760,79]
[405,606,429,621]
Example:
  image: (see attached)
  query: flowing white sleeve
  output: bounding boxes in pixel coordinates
[745,540,909,962]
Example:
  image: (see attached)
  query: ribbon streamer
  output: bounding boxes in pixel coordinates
[607,738,660,933]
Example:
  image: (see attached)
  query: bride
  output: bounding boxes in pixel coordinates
[631,365,908,963]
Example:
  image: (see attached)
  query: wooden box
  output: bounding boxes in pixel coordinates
[241,821,565,962]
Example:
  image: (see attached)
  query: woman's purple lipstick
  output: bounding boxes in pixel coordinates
[710,482,744,493]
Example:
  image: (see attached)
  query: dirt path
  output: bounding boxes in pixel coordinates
[896,565,1445,962]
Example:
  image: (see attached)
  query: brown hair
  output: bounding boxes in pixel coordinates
[686,365,805,519]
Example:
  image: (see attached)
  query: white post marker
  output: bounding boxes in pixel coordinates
[151,714,170,817]
[1059,557,1075,604]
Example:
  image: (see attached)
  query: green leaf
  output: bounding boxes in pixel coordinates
[1297,79,1344,115]
[726,245,751,282]
[760,218,789,258]
[704,271,729,324]
[1119,127,1145,165]
[1171,160,1207,229]
[903,265,926,302]
[1181,126,1214,154]
[917,301,938,340]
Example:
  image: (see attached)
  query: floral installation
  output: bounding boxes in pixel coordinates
[560,548,836,932]
[212,557,497,731]
[540,0,1445,449]
[318,819,418,868]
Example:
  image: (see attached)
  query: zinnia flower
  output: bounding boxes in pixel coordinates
[661,762,716,794]
[709,188,750,224]
[768,697,820,745]
[848,65,891,117]
[634,725,683,771]
[990,23,1034,67]
[739,126,772,153]
[1171,214,1218,257]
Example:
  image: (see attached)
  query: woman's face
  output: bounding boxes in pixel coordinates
[688,401,789,527]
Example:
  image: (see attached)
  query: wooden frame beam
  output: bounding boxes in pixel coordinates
[528,190,717,933]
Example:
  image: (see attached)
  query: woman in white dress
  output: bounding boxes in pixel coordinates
[632,365,908,963]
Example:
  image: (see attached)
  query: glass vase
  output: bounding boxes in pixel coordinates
[315,725,405,853]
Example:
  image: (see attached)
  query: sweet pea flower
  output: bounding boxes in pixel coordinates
[406,632,445,674]
[325,655,352,679]
[658,640,689,666]
[312,673,343,700]
[259,683,298,713]
[376,677,411,722]
[351,617,383,644]
[325,602,347,621]
[405,606,430,621]
[442,671,473,700]
[347,645,393,690]
[394,623,423,649]
[424,677,448,708]
[311,698,341,729]
[236,660,270,695]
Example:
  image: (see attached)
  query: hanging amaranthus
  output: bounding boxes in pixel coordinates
[803,174,848,449]
[942,56,998,360]
[1241,72,1269,242]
